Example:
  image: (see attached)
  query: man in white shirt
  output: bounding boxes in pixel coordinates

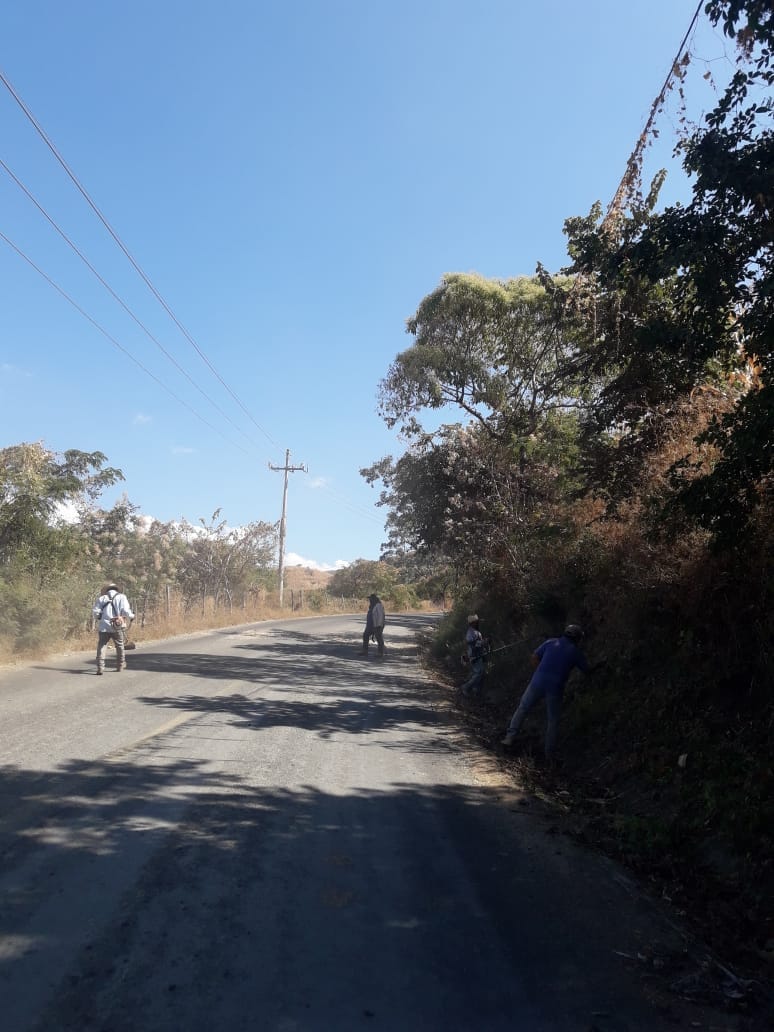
[371,594,386,657]
[92,582,135,674]
[360,593,386,657]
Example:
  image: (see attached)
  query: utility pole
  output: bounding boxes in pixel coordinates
[268,449,307,607]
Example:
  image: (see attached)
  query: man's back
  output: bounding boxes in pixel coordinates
[532,635,587,688]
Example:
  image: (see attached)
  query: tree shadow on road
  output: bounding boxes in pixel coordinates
[1,610,760,1030]
[1,753,738,1032]
[124,618,446,743]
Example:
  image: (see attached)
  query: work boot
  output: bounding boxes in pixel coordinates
[501,732,517,747]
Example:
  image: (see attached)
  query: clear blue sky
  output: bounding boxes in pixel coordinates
[0,1,730,569]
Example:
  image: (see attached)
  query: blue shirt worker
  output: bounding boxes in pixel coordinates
[501,624,589,758]
[92,582,135,675]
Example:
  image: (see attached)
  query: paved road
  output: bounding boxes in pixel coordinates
[0,615,738,1031]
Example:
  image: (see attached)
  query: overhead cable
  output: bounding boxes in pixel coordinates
[318,482,384,525]
[0,228,252,457]
[0,155,266,454]
[0,67,281,451]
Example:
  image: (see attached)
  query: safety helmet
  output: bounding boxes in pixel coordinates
[563,624,583,642]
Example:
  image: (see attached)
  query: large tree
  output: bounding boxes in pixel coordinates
[556,0,773,539]
[379,273,591,443]
[362,416,577,601]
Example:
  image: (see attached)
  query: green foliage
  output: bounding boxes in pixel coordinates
[304,590,327,611]
[0,576,56,652]
[327,559,398,602]
[0,442,124,578]
[362,413,584,609]
[0,443,285,655]
[555,0,774,539]
[176,510,277,607]
[387,583,418,610]
[380,273,589,443]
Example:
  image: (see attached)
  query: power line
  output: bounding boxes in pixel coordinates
[0,69,391,544]
[602,0,704,229]
[318,482,385,525]
[0,209,384,540]
[0,228,253,456]
[0,66,281,451]
[1,72,389,550]
[0,155,267,454]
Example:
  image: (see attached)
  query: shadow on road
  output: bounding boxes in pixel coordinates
[0,611,751,1031]
[0,756,717,1032]
[118,616,445,743]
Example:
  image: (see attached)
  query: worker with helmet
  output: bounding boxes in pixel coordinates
[501,624,589,759]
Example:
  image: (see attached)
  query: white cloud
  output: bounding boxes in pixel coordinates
[133,412,152,425]
[307,476,328,489]
[285,552,350,572]
[171,445,195,454]
[1,363,31,377]
[51,504,351,571]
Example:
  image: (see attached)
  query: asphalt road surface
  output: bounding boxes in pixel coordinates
[0,614,741,1031]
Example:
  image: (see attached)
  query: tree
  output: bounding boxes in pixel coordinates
[0,442,124,577]
[327,559,398,601]
[177,510,277,609]
[379,273,591,443]
[362,416,577,603]
[556,0,773,539]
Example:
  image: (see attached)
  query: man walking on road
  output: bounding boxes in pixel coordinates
[360,593,385,657]
[371,594,385,657]
[92,582,134,674]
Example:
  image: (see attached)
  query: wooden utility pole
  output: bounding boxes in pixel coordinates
[268,449,307,607]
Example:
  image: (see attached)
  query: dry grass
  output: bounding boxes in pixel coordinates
[0,568,349,669]
[284,566,334,591]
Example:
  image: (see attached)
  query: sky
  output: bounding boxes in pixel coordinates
[0,1,733,569]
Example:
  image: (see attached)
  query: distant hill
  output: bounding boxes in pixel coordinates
[284,566,335,592]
